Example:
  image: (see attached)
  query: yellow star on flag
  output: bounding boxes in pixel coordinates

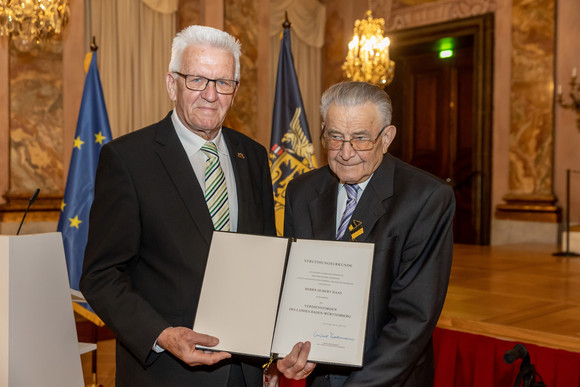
[94,131,106,145]
[60,200,66,211]
[73,136,85,150]
[69,215,82,229]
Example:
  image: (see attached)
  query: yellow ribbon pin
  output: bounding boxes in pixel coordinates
[349,220,364,241]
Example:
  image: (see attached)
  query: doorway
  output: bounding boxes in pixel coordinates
[386,14,494,245]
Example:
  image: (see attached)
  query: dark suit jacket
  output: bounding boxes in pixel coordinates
[80,113,276,386]
[284,154,455,387]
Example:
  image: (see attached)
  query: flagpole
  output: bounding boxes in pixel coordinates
[91,36,98,52]
[58,36,112,387]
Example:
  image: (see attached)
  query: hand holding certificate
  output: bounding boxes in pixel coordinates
[193,232,374,367]
[271,238,373,366]
[156,326,232,366]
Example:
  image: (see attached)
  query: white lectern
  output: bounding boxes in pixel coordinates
[0,232,84,386]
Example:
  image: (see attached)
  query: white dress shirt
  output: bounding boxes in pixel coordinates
[171,110,239,232]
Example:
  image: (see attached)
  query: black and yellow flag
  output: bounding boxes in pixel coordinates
[269,27,317,236]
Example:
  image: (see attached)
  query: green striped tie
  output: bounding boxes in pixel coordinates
[201,142,230,231]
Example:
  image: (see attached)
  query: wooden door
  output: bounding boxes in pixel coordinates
[386,15,493,244]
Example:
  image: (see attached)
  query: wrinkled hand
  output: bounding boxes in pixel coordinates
[276,341,316,380]
[156,327,231,367]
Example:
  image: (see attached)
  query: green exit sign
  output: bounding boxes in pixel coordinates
[439,50,453,59]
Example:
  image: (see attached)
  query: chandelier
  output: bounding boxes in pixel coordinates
[0,0,70,50]
[342,10,395,87]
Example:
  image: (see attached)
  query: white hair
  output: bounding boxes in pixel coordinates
[320,81,393,127]
[168,25,241,80]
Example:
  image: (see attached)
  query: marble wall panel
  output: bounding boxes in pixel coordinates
[9,41,63,196]
[509,0,554,195]
[322,7,347,91]
[178,0,201,30]
[224,0,258,140]
[320,1,368,90]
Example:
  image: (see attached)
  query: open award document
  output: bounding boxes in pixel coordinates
[193,231,374,367]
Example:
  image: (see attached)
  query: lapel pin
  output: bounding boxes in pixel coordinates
[349,219,364,241]
[237,152,245,159]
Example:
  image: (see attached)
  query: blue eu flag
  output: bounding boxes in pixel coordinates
[57,51,112,292]
[269,28,317,235]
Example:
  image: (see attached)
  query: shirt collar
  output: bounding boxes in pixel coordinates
[171,110,228,157]
[340,176,372,193]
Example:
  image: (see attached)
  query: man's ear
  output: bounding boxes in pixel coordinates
[166,72,177,102]
[382,125,397,153]
[229,82,240,107]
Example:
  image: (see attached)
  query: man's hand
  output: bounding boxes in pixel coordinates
[156,327,231,367]
[276,341,316,380]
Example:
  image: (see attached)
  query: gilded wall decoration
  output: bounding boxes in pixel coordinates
[375,0,496,31]
[177,0,201,30]
[224,0,259,140]
[322,9,346,91]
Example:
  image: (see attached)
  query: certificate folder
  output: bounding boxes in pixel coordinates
[193,232,374,367]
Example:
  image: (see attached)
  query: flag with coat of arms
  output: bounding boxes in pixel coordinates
[57,50,112,295]
[269,26,318,236]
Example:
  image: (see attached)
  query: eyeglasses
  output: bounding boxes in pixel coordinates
[321,125,387,151]
[174,72,239,95]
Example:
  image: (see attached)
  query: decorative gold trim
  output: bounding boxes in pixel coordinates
[0,192,62,222]
[495,194,561,222]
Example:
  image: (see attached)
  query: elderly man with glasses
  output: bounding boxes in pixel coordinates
[271,81,455,387]
[81,25,275,386]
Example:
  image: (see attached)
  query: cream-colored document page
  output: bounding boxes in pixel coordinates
[193,232,289,357]
[271,239,374,366]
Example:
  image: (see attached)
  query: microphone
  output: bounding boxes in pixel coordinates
[16,188,40,235]
[504,343,528,364]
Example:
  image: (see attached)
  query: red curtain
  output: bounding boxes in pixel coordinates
[433,327,580,387]
[280,328,580,386]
